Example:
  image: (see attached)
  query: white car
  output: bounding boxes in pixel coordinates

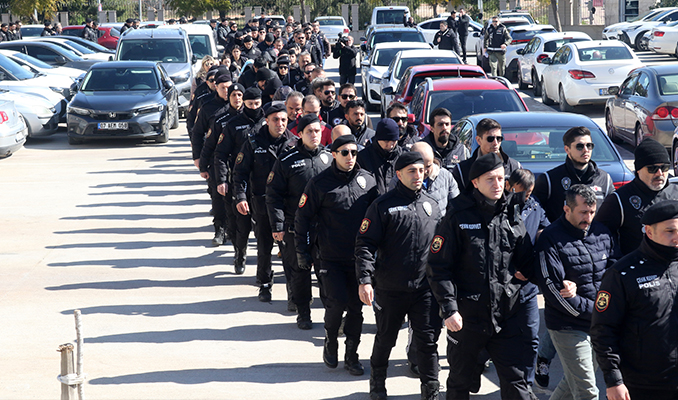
[379,49,461,114]
[474,17,532,67]
[503,24,556,80]
[648,21,678,56]
[315,16,350,46]
[160,24,219,59]
[0,50,83,80]
[540,41,643,112]
[620,8,678,49]
[26,37,112,61]
[602,7,676,40]
[0,89,60,137]
[0,52,68,109]
[360,42,431,109]
[417,17,483,53]
[0,100,28,158]
[516,31,592,95]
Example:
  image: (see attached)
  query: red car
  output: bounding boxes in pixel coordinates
[61,25,120,50]
[384,64,487,110]
[408,77,529,136]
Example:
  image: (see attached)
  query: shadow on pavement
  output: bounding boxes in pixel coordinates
[48,250,231,269]
[91,180,204,189]
[44,271,252,290]
[60,211,207,221]
[77,199,210,208]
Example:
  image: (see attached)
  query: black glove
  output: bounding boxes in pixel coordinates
[297,252,313,270]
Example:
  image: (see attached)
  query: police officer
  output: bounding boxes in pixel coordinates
[192,69,231,167]
[295,134,378,376]
[120,18,134,34]
[357,119,402,195]
[188,66,221,146]
[596,138,678,255]
[266,114,332,329]
[232,103,297,302]
[421,108,469,171]
[591,200,678,400]
[533,126,614,223]
[483,16,511,77]
[457,8,471,63]
[452,118,521,193]
[427,152,535,399]
[214,87,262,274]
[356,151,442,400]
[433,20,461,55]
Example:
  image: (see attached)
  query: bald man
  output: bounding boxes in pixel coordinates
[331,124,351,142]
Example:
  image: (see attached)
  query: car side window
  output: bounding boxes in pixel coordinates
[552,47,565,64]
[26,46,59,63]
[665,11,678,21]
[411,85,424,121]
[634,72,650,97]
[397,69,410,94]
[620,74,638,96]
[562,46,572,63]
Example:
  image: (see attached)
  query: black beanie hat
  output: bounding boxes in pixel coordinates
[635,138,670,171]
[641,200,678,225]
[330,134,357,152]
[242,35,253,43]
[215,71,232,84]
[297,114,320,133]
[469,153,503,181]
[395,151,424,171]
[374,118,400,141]
[243,87,262,100]
[256,67,273,82]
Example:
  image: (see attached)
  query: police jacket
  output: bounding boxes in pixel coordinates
[217,25,229,47]
[356,181,440,292]
[242,46,262,61]
[596,178,678,255]
[265,142,332,232]
[190,94,226,161]
[294,79,311,96]
[327,106,346,127]
[288,67,304,87]
[452,147,521,193]
[521,196,549,245]
[434,29,460,54]
[320,100,339,126]
[536,215,616,332]
[388,162,460,217]
[187,87,213,136]
[232,125,297,213]
[0,31,8,41]
[484,23,511,52]
[238,67,257,89]
[333,43,358,76]
[533,157,615,223]
[82,26,98,42]
[427,189,533,332]
[214,109,265,185]
[261,77,282,104]
[457,14,471,37]
[41,27,53,36]
[199,103,240,173]
[398,125,420,150]
[591,236,678,390]
[357,141,402,195]
[295,162,378,262]
[421,131,469,171]
[349,122,375,148]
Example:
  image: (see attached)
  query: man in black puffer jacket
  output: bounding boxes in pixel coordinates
[536,184,617,400]
[357,119,402,196]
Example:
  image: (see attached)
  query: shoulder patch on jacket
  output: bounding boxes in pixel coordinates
[298,193,307,208]
[235,152,244,164]
[430,235,444,253]
[595,291,610,312]
[359,218,370,234]
[267,171,274,184]
[217,133,224,144]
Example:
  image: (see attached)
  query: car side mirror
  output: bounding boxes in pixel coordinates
[191,54,197,64]
[516,48,524,55]
[383,86,393,95]
[360,36,367,42]
[54,56,67,65]
[70,81,78,93]
[360,43,367,52]
[608,86,619,96]
[360,59,369,67]
[382,71,390,79]
[164,79,174,90]
[108,55,113,61]
[408,113,415,124]
[539,56,551,64]
[473,32,480,38]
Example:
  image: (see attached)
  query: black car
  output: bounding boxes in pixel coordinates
[0,41,100,71]
[39,35,115,55]
[67,61,180,144]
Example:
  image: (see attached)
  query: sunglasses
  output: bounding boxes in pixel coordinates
[340,94,356,100]
[278,65,288,69]
[304,70,313,75]
[336,149,358,157]
[575,142,595,151]
[207,78,215,82]
[324,90,335,95]
[391,117,408,123]
[647,164,670,174]
[486,136,503,143]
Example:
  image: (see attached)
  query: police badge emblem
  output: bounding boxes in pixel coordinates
[217,133,224,144]
[629,195,642,210]
[267,171,274,184]
[205,128,212,138]
[359,218,370,234]
[561,177,571,190]
[356,176,366,189]
[320,153,329,164]
[423,201,432,216]
[298,193,308,208]
[430,235,444,253]
[235,152,244,164]
[595,291,610,312]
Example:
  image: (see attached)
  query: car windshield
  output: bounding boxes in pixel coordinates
[317,19,343,26]
[371,31,424,47]
[10,52,55,69]
[407,72,485,96]
[501,20,532,28]
[376,10,407,24]
[577,46,633,61]
[500,13,535,23]
[396,56,460,78]
[0,53,37,80]
[374,47,424,66]
[62,40,95,54]
[630,9,660,22]
[189,34,211,58]
[510,28,556,43]
[658,74,678,95]
[543,38,590,52]
[119,39,187,63]
[426,89,525,122]
[81,67,159,91]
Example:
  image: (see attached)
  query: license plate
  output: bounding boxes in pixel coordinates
[599,88,609,96]
[98,122,128,130]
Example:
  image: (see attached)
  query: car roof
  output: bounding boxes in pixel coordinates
[315,16,344,20]
[509,24,556,32]
[396,49,458,58]
[121,28,185,38]
[429,77,511,90]
[534,31,592,41]
[161,24,214,34]
[641,64,678,75]
[460,111,599,128]
[373,42,430,50]
[409,64,485,74]
[371,26,422,33]
[569,40,629,49]
[90,60,158,69]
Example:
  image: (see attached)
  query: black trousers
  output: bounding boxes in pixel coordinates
[340,73,355,85]
[251,207,273,285]
[207,174,226,227]
[281,229,312,308]
[371,288,440,384]
[319,260,363,341]
[458,34,468,61]
[628,386,678,400]
[223,185,251,253]
[445,304,531,400]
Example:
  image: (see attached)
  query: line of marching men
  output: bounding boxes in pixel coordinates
[187,61,678,399]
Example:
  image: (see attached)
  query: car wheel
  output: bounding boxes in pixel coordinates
[541,79,554,105]
[68,135,84,145]
[156,111,170,143]
[517,67,528,90]
[532,71,542,97]
[634,123,644,148]
[559,86,575,112]
[673,141,678,176]
[605,110,620,143]
[170,102,179,130]
[635,31,647,50]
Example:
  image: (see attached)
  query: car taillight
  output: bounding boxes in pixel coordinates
[343,28,349,34]
[655,31,665,37]
[652,106,678,119]
[568,70,596,80]
[511,39,530,44]
[614,180,631,189]
[0,111,8,124]
[536,54,549,63]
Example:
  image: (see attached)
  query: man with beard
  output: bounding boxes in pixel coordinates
[294,60,316,96]
[596,138,678,255]
[357,119,403,195]
[421,108,469,171]
[312,78,339,124]
[266,114,332,329]
[238,57,266,89]
[214,87,263,274]
[433,20,461,54]
[233,103,297,302]
[255,67,282,105]
[386,103,418,150]
[295,134,378,376]
[533,126,615,223]
[343,100,375,148]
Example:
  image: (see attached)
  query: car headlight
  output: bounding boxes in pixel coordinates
[49,86,64,94]
[135,104,165,115]
[37,106,55,119]
[369,75,382,84]
[67,106,90,116]
[171,71,190,84]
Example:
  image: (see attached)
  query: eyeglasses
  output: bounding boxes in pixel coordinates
[278,65,288,69]
[324,90,335,95]
[340,94,356,100]
[492,19,499,23]
[575,142,595,151]
[486,136,503,143]
[391,117,408,123]
[646,164,670,174]
[207,78,215,82]
[336,149,358,157]
[304,70,313,75]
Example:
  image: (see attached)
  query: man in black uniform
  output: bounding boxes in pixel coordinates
[596,138,678,255]
[452,118,521,193]
[356,151,442,400]
[387,103,418,150]
[456,9,471,63]
[233,103,297,302]
[357,118,402,195]
[81,18,98,42]
[333,35,359,84]
[238,57,266,89]
[40,20,53,36]
[214,87,262,274]
[120,18,134,34]
[295,134,378,376]
[433,20,461,55]
[591,200,678,400]
[427,153,535,399]
[421,108,469,171]
[188,66,221,137]
[533,126,615,222]
[266,114,332,329]
[342,100,375,147]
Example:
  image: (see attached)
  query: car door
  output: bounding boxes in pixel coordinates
[383,55,398,106]
[614,73,639,138]
[25,45,64,65]
[544,45,567,98]
[520,37,539,84]
[629,72,651,137]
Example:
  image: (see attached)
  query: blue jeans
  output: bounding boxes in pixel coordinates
[538,329,557,360]
[548,329,599,400]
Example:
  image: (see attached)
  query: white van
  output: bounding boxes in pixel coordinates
[371,6,411,27]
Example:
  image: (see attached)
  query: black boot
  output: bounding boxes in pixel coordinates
[344,338,364,376]
[234,247,246,275]
[211,223,225,246]
[286,282,296,312]
[323,331,338,368]
[369,364,387,400]
[258,283,272,302]
[420,380,440,400]
[296,304,312,330]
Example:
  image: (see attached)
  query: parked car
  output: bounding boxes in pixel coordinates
[0,50,83,80]
[25,37,112,61]
[408,77,528,135]
[0,89,61,137]
[379,49,461,114]
[60,25,121,50]
[516,31,592,95]
[360,42,432,109]
[498,9,536,23]
[67,61,180,144]
[453,111,634,187]
[648,21,678,56]
[620,8,678,49]
[0,100,28,158]
[602,7,676,40]
[540,41,643,112]
[417,16,483,53]
[42,35,115,54]
[360,26,427,60]
[160,24,219,61]
[0,40,101,71]
[371,6,410,27]
[18,25,47,37]
[315,16,350,46]
[474,17,533,68]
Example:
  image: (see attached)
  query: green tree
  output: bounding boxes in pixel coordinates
[165,0,232,18]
